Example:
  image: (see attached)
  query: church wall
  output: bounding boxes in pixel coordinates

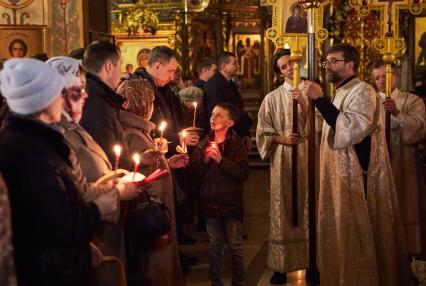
[0,0,85,59]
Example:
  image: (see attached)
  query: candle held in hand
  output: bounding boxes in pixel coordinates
[181,130,187,153]
[192,102,197,127]
[159,121,167,140]
[132,153,140,180]
[113,145,122,171]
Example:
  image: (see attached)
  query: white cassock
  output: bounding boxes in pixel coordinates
[256,81,309,273]
[378,88,426,255]
[317,78,413,286]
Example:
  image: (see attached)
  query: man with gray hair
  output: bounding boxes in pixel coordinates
[132,45,199,153]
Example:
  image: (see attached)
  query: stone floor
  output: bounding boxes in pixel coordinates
[181,169,309,286]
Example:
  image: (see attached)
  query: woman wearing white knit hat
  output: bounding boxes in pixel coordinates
[0,58,117,286]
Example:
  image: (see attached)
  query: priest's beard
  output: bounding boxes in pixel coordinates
[326,71,343,83]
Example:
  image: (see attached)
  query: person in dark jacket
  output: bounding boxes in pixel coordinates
[189,102,249,286]
[194,57,217,90]
[80,41,129,167]
[0,58,117,286]
[131,46,199,154]
[202,52,252,149]
[131,46,199,265]
[47,56,147,286]
[117,79,187,286]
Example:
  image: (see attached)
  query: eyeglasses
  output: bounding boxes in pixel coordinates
[321,59,346,68]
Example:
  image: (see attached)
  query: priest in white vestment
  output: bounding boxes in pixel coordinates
[256,49,309,285]
[371,60,426,255]
[306,43,414,286]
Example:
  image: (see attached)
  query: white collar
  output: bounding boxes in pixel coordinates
[282,80,304,92]
[378,88,399,100]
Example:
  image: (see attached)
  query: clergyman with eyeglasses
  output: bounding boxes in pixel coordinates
[305,43,413,286]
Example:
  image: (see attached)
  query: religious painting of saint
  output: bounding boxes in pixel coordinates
[0,25,46,59]
[233,34,262,89]
[285,3,307,33]
[8,39,27,58]
[191,20,216,75]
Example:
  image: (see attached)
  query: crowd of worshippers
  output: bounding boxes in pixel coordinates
[0,42,251,286]
[0,40,425,286]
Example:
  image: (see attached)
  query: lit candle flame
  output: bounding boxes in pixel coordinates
[132,153,141,180]
[113,145,122,157]
[113,145,122,176]
[159,121,166,132]
[181,131,188,153]
[133,153,140,165]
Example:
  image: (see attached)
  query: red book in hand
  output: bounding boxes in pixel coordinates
[137,169,170,186]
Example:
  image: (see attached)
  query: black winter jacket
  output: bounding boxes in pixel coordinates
[188,130,249,220]
[0,114,100,286]
[80,73,127,167]
[132,68,190,155]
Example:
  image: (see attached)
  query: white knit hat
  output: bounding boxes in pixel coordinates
[46,56,81,88]
[0,58,64,115]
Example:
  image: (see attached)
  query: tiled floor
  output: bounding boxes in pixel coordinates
[182,169,309,286]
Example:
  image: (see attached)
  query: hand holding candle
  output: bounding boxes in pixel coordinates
[157,121,167,152]
[206,142,222,163]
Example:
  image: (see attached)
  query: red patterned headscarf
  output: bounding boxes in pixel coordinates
[117,79,155,120]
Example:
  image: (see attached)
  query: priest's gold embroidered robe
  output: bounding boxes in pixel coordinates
[317,78,413,286]
[378,89,426,255]
[256,81,309,273]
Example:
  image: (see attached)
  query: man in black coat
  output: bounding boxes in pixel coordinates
[194,57,217,90]
[132,46,199,266]
[203,52,252,149]
[80,41,128,166]
[132,46,200,154]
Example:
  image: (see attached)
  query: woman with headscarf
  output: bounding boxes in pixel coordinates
[0,58,117,286]
[117,78,187,286]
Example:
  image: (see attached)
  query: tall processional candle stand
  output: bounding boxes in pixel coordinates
[290,37,303,227]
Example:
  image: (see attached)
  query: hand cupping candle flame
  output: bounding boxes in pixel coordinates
[155,121,168,153]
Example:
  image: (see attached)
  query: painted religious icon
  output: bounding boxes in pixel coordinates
[234,34,262,89]
[8,38,27,58]
[0,25,45,59]
[285,3,307,33]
